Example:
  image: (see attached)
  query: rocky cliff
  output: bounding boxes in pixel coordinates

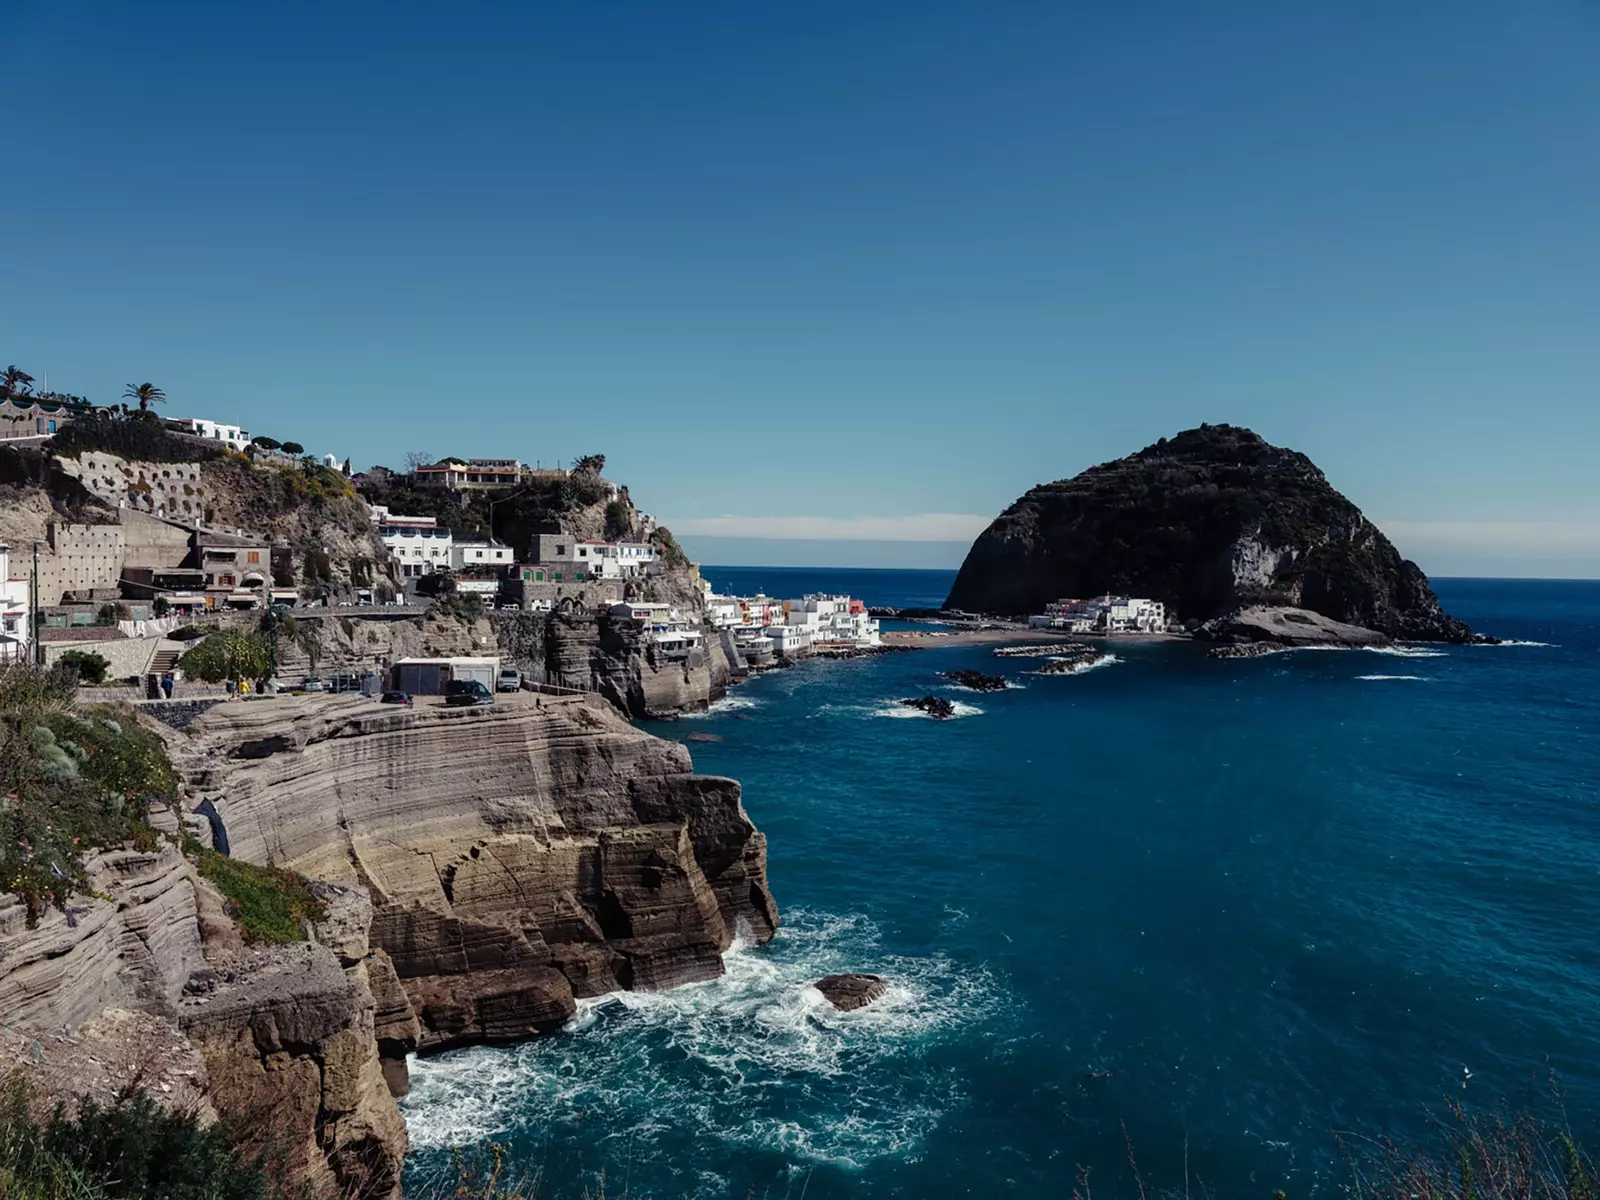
[174,693,777,1053]
[0,846,408,1198]
[946,425,1480,642]
[494,611,736,718]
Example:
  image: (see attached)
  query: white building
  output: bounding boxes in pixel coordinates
[450,540,515,572]
[0,546,32,662]
[370,506,452,578]
[167,417,251,453]
[704,593,742,628]
[783,594,881,648]
[573,540,659,580]
[1028,595,1166,633]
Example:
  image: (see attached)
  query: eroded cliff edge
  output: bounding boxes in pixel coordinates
[176,693,779,1053]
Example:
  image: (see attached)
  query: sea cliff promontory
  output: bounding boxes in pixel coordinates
[946,424,1481,643]
[0,684,777,1199]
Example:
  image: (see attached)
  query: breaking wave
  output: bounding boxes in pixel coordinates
[1363,646,1448,659]
[679,693,765,719]
[1485,639,1554,647]
[870,699,984,719]
[401,910,1002,1170]
[1356,674,1427,682]
[1026,653,1122,677]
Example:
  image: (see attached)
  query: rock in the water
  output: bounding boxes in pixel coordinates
[941,669,1007,692]
[685,732,723,743]
[814,973,887,1012]
[945,424,1482,643]
[900,695,956,719]
[1200,605,1392,649]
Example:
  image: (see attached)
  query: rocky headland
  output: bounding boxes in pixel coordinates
[0,692,778,1198]
[945,424,1486,646]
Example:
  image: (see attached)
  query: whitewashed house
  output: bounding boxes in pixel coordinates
[450,540,514,572]
[0,546,32,662]
[371,506,452,578]
[167,417,252,452]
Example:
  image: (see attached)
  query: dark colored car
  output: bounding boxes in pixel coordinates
[378,691,412,707]
[444,679,494,707]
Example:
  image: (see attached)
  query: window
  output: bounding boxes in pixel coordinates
[219,574,235,587]
[247,551,260,564]
[555,544,565,556]
[535,570,545,581]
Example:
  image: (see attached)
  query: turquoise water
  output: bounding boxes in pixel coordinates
[403,572,1600,1198]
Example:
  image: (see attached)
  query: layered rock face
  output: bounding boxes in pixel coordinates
[0,847,408,1199]
[180,693,778,1052]
[946,424,1480,642]
[494,611,736,718]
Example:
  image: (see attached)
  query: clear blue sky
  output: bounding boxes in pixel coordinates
[5,1,1598,575]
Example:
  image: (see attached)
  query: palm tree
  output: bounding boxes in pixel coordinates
[2,366,35,399]
[123,382,166,412]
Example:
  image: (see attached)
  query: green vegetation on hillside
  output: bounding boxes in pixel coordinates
[186,842,326,943]
[0,1074,295,1200]
[177,629,275,686]
[356,460,615,550]
[0,669,175,925]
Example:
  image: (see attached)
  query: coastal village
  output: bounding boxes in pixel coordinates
[0,389,885,699]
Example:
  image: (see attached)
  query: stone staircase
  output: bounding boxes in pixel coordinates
[144,645,184,698]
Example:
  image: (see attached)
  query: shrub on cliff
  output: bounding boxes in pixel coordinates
[51,410,225,465]
[55,651,110,686]
[177,630,274,686]
[0,670,175,925]
[187,843,326,943]
[0,1073,292,1199]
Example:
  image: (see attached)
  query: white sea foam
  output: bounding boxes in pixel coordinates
[870,699,984,719]
[678,693,764,719]
[1484,639,1554,647]
[1026,653,1122,677]
[401,910,1000,1169]
[1363,646,1448,658]
[1356,674,1426,681]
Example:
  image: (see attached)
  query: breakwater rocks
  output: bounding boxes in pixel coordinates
[900,695,957,719]
[177,694,778,1051]
[941,669,1007,692]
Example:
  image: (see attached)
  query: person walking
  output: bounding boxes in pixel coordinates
[161,671,175,699]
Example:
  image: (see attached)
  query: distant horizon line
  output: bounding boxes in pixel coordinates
[696,563,1600,583]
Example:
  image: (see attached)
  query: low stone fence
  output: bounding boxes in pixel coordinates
[136,698,227,730]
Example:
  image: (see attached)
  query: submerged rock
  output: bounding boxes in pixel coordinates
[940,670,1007,692]
[814,973,887,1012]
[684,732,723,743]
[900,695,956,719]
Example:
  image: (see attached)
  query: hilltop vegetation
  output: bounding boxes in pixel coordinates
[946,424,1477,641]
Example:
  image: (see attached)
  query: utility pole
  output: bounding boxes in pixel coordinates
[31,540,42,666]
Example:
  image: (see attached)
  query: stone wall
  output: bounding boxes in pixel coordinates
[56,452,206,521]
[37,521,126,605]
[43,633,162,679]
[120,509,196,570]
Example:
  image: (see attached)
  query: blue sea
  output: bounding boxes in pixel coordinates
[403,570,1600,1198]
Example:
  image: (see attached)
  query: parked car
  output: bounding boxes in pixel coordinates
[444,679,494,707]
[497,668,522,693]
[378,690,413,707]
[301,676,326,693]
[328,671,364,694]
